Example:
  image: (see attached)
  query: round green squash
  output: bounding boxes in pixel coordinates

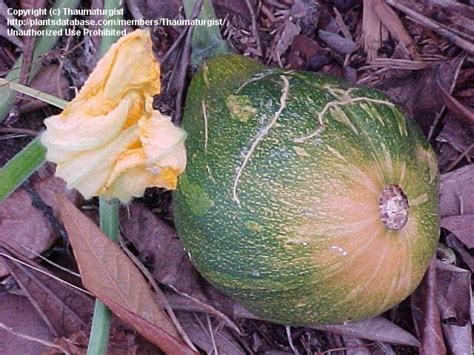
[173,54,439,325]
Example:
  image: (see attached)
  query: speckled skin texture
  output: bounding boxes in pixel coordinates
[173,54,439,325]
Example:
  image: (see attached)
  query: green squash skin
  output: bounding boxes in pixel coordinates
[173,54,439,325]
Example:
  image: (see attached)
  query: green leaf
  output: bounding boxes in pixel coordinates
[0,137,46,203]
[183,0,230,67]
[0,72,67,204]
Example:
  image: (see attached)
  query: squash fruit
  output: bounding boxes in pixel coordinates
[173,54,439,325]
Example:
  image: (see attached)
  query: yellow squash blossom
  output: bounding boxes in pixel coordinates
[41,29,186,202]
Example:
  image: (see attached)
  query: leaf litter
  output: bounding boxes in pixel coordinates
[1,0,474,353]
[57,195,196,354]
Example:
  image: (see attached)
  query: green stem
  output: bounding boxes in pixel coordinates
[183,0,230,67]
[98,198,120,242]
[98,0,124,57]
[88,302,112,355]
[87,198,119,355]
[0,0,80,122]
[87,1,123,354]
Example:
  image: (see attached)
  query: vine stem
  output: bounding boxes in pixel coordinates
[86,1,123,354]
[87,198,119,355]
[182,0,230,67]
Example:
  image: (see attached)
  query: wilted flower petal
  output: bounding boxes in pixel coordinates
[41,29,187,203]
[65,30,160,117]
[139,112,187,183]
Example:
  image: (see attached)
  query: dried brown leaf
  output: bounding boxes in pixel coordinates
[57,196,195,354]
[0,293,54,355]
[272,21,301,63]
[437,77,474,125]
[437,262,471,325]
[0,177,79,277]
[446,234,474,271]
[376,57,463,134]
[0,245,92,338]
[127,0,181,21]
[343,335,371,355]
[312,316,420,347]
[441,215,474,249]
[101,296,197,355]
[437,262,472,355]
[440,164,474,217]
[177,313,246,355]
[411,260,447,355]
[318,30,357,55]
[288,35,324,70]
[436,118,474,170]
[121,204,234,315]
[442,324,472,355]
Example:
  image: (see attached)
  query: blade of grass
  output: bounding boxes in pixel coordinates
[0,0,80,122]
[0,78,68,109]
[0,137,45,203]
[87,1,124,353]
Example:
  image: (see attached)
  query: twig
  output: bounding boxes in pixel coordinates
[18,0,47,86]
[57,26,75,100]
[167,284,241,334]
[286,326,300,355]
[362,0,382,62]
[174,23,195,125]
[161,27,191,64]
[365,58,440,70]
[245,0,263,57]
[0,251,91,296]
[0,127,38,136]
[21,245,81,278]
[372,0,419,60]
[172,0,205,125]
[436,75,474,125]
[207,314,219,355]
[333,7,352,40]
[386,0,474,54]
[118,233,198,352]
[446,144,474,172]
[427,55,465,141]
